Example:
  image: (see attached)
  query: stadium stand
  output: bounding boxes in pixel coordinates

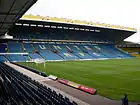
[30,53,42,60]
[7,41,23,53]
[0,44,7,53]
[0,14,136,62]
[0,56,7,62]
[5,54,30,62]
[23,43,34,53]
[48,44,79,60]
[0,41,134,62]
[0,62,78,105]
[117,43,140,58]
[33,43,63,60]
[78,44,107,59]
[10,26,104,41]
[67,44,94,59]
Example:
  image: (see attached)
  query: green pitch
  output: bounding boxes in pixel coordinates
[18,58,140,101]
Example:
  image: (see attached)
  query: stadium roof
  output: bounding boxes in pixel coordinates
[21,14,137,32]
[16,15,136,44]
[0,0,37,36]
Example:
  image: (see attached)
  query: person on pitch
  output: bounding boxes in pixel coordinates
[122,94,128,105]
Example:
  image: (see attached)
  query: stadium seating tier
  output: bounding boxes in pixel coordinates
[0,62,78,105]
[0,42,134,62]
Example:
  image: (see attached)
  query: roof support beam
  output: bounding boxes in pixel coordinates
[0,0,37,36]
[0,0,17,28]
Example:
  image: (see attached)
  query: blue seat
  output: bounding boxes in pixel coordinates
[23,43,34,53]
[8,41,23,52]
[5,55,30,62]
[30,53,42,60]
[0,44,7,53]
[0,56,7,62]
[33,43,63,60]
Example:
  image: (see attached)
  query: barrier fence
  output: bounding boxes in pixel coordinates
[58,78,97,95]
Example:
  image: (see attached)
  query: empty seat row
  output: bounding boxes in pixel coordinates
[0,63,78,105]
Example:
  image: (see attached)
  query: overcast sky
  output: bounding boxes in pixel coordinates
[25,0,140,43]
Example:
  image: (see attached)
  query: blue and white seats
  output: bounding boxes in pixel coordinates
[34,43,62,60]
[53,44,79,60]
[0,56,7,62]
[23,43,34,53]
[0,42,134,62]
[5,54,30,62]
[8,41,23,52]
[68,44,93,59]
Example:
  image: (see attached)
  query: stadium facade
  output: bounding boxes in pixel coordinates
[0,15,137,62]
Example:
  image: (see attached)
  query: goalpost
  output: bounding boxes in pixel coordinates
[33,58,46,68]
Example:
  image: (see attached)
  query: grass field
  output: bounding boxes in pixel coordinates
[18,58,140,102]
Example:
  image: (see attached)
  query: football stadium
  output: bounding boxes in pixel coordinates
[0,0,140,105]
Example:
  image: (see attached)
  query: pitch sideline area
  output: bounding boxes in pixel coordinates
[18,58,140,102]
